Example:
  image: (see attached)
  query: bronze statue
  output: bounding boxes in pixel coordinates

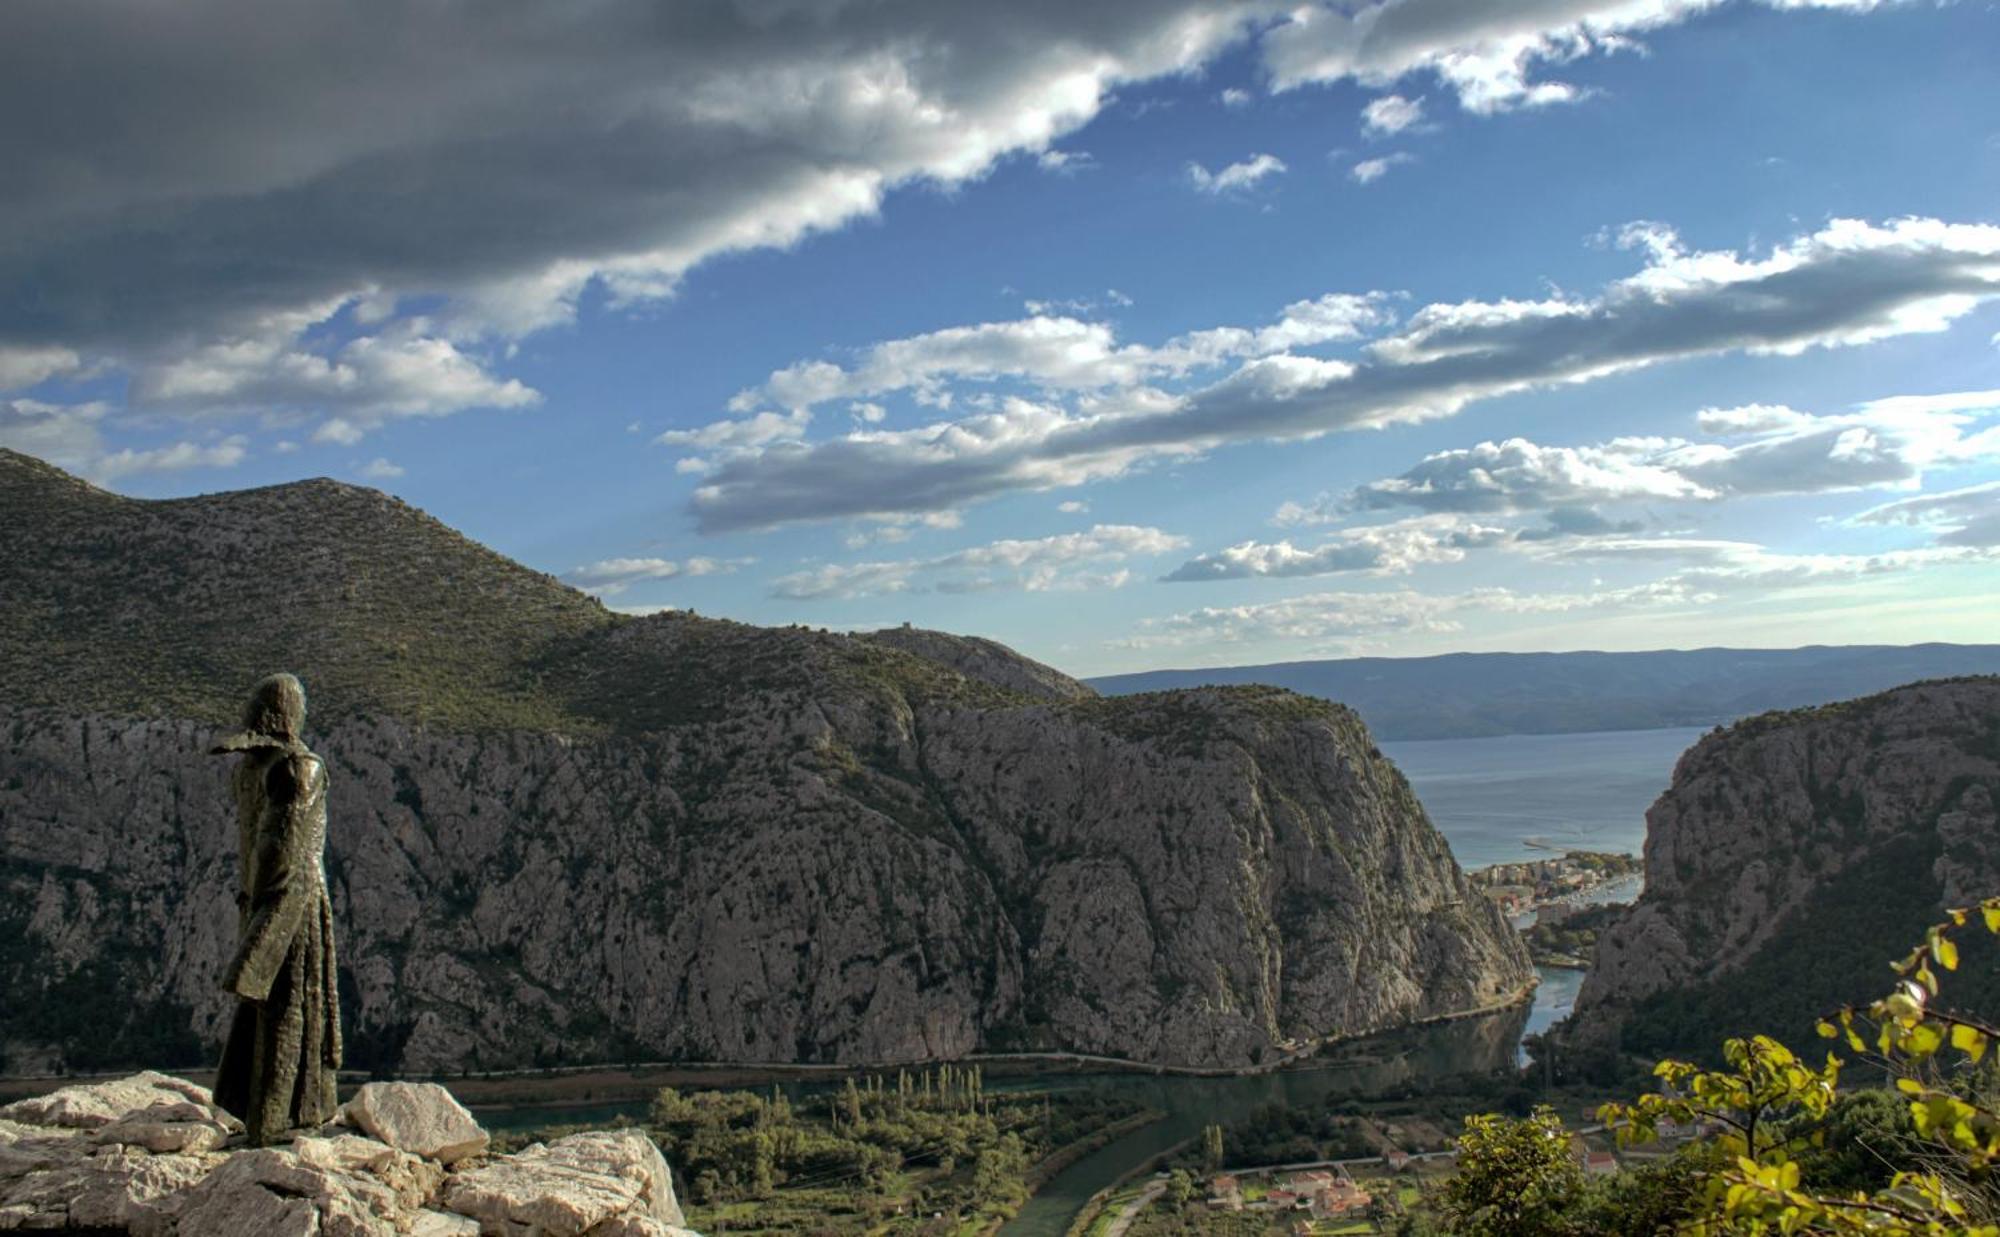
[210,673,342,1145]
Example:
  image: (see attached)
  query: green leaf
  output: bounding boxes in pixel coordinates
[1908,1022,1945,1057]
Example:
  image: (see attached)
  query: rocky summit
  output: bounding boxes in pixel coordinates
[0,1071,695,1235]
[0,450,1529,1074]
[1562,677,2000,1054]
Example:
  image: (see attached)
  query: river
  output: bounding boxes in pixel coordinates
[996,1005,1528,1236]
[998,725,1695,1234]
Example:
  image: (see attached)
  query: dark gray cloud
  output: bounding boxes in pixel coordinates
[0,1,1269,368]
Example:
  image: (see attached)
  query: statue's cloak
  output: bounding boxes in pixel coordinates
[213,738,342,1143]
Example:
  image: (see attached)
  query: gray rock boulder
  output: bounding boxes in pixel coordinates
[0,1071,232,1134]
[340,1082,489,1165]
[440,1130,686,1236]
[0,1071,239,1178]
[0,1073,700,1236]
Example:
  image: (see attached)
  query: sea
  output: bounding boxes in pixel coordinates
[1380,724,1708,1068]
[1380,725,1708,870]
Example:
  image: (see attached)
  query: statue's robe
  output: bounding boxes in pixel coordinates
[213,741,342,1144]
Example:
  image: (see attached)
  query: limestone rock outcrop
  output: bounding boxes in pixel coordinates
[1562,677,2000,1050]
[0,1072,696,1237]
[0,450,1530,1073]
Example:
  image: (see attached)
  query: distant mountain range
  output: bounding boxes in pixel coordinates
[1086,645,2000,741]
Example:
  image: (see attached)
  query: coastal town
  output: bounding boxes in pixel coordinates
[1467,850,1644,921]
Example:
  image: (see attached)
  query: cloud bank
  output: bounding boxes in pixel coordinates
[681,218,2000,531]
[772,524,1187,599]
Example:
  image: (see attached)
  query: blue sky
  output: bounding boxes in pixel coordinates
[2,1,1996,675]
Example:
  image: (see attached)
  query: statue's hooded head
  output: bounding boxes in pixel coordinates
[212,673,307,754]
[244,673,307,740]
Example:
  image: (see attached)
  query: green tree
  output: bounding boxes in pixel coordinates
[1440,1106,1583,1236]
[1202,1122,1226,1171]
[1597,896,2000,1234]
[971,1133,1029,1209]
[1166,1168,1197,1210]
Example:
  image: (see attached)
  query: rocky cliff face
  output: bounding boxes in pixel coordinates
[1563,678,2000,1053]
[0,450,1529,1074]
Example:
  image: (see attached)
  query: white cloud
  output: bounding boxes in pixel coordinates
[686,218,2000,532]
[93,438,250,481]
[684,292,1393,437]
[1339,391,1999,521]
[1361,93,1424,136]
[0,345,81,392]
[133,310,539,443]
[1219,87,1252,108]
[1542,536,2000,591]
[562,555,744,597]
[0,398,248,483]
[1351,152,1414,184]
[357,457,405,480]
[1058,500,1090,513]
[1037,148,1096,174]
[772,524,1186,600]
[1693,403,1816,435]
[1163,517,1507,581]
[842,510,964,549]
[1259,1,1903,114]
[1852,481,2000,547]
[313,418,367,447]
[657,409,814,462]
[1345,437,1718,515]
[1187,153,1288,194]
[1123,580,1708,649]
[1126,534,1992,650]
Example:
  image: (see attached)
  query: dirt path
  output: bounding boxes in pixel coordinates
[1102,1180,1167,1237]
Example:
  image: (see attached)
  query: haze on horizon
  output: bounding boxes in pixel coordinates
[2,1,1996,676]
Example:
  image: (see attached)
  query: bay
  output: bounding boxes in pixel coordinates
[1381,725,1706,869]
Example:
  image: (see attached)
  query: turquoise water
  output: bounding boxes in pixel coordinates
[1382,726,1704,869]
[1524,966,1583,1050]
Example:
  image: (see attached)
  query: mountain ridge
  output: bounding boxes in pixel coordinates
[0,450,1530,1075]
